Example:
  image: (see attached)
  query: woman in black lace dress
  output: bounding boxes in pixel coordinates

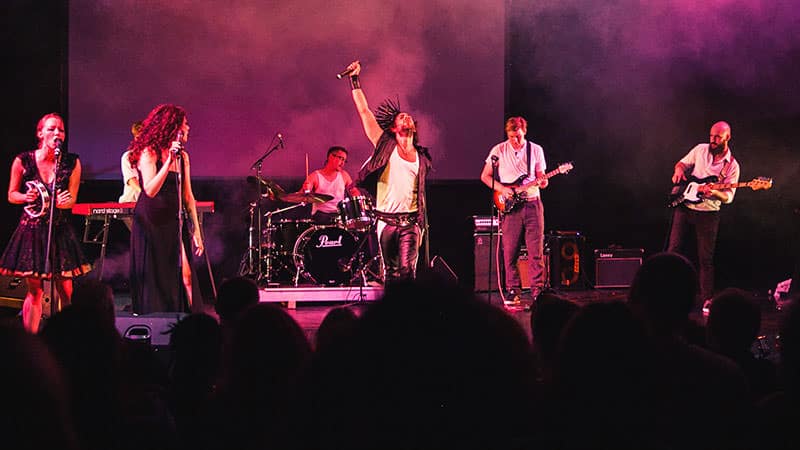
[0,113,91,333]
[128,104,204,314]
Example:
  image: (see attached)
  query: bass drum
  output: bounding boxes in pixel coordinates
[293,226,356,286]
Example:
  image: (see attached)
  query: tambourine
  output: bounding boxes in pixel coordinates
[23,180,51,218]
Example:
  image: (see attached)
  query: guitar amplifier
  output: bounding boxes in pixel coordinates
[594,248,643,288]
[0,275,25,308]
[547,232,586,290]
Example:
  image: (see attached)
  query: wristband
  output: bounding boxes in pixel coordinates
[350,75,361,90]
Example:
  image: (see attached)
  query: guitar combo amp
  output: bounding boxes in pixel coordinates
[594,248,644,288]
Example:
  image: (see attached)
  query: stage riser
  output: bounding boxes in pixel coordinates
[259,286,383,303]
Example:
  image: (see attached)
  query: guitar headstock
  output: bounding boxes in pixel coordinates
[557,161,574,174]
[749,176,773,191]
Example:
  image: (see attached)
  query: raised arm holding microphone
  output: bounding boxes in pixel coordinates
[128,104,204,314]
[343,60,433,283]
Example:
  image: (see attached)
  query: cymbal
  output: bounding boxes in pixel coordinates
[246,175,285,195]
[279,191,334,204]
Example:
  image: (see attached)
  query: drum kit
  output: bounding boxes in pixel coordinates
[241,176,382,287]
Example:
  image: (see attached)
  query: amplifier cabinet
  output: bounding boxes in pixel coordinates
[474,233,502,292]
[594,248,643,288]
[474,233,530,292]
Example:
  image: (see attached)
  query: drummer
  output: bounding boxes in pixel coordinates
[300,146,356,225]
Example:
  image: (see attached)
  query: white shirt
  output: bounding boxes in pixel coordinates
[679,143,740,212]
[312,170,345,214]
[485,139,547,199]
[377,147,419,213]
[118,150,140,203]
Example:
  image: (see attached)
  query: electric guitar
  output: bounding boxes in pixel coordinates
[668,175,773,208]
[494,162,574,214]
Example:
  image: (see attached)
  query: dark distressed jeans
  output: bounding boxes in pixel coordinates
[667,206,720,301]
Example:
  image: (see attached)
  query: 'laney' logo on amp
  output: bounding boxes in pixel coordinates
[315,234,343,248]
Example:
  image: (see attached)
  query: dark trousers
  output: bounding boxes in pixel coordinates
[379,223,420,282]
[500,198,545,292]
[667,206,720,301]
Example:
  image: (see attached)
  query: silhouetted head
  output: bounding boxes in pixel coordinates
[707,288,761,355]
[215,276,260,324]
[628,252,698,336]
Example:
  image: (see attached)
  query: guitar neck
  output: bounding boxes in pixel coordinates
[706,181,751,190]
[514,168,562,190]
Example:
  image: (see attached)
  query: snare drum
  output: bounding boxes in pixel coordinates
[263,219,313,255]
[293,226,357,286]
[337,195,374,231]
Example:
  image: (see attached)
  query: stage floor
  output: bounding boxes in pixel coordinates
[0,284,781,356]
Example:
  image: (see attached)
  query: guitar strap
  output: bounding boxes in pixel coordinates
[720,157,734,181]
[526,141,532,178]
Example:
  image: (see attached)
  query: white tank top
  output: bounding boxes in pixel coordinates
[313,170,345,214]
[376,147,419,213]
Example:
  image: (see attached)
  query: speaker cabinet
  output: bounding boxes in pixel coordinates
[0,275,25,308]
[474,233,502,292]
[115,312,187,346]
[474,233,531,292]
[594,248,643,288]
[547,233,586,290]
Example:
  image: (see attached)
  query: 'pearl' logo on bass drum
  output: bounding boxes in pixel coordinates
[315,234,343,248]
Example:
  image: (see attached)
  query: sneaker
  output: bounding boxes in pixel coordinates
[702,298,712,316]
[504,290,522,306]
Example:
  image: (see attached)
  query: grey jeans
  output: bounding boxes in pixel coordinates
[500,197,545,292]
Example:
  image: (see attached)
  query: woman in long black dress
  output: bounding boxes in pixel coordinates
[128,104,204,313]
[0,113,91,333]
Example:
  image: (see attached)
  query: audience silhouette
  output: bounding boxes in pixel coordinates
[4,254,796,449]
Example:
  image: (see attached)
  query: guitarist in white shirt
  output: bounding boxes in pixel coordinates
[480,117,548,306]
[667,121,740,308]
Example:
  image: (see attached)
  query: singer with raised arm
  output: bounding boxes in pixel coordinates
[343,60,432,283]
[128,104,204,314]
[0,113,91,333]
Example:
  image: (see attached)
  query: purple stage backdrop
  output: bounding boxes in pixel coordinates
[68,0,504,181]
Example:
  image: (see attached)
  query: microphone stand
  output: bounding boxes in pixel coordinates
[488,157,499,305]
[175,149,186,311]
[249,136,283,284]
[43,146,63,318]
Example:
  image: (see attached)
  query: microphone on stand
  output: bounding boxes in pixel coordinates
[491,155,499,166]
[336,67,355,79]
[277,133,284,148]
[54,138,63,156]
[172,132,184,158]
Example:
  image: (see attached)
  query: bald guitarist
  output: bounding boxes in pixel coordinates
[480,116,547,306]
[667,121,740,307]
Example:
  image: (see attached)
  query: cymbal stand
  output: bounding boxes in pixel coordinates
[249,133,284,284]
[263,202,307,285]
[239,202,259,277]
[344,220,379,286]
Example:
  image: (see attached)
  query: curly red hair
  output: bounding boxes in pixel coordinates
[127,104,186,168]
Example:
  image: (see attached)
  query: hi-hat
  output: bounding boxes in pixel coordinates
[246,175,285,196]
[279,191,334,204]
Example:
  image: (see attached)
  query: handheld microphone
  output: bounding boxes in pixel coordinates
[172,132,184,158]
[336,67,355,79]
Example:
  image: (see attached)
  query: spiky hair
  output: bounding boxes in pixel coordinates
[374,96,401,131]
